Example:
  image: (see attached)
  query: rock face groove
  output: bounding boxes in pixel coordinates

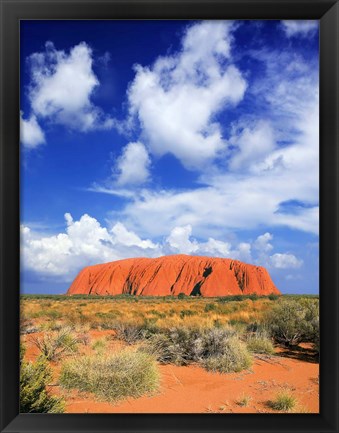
[67,254,280,297]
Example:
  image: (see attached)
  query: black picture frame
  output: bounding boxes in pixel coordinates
[0,0,338,432]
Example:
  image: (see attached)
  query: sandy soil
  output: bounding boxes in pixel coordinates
[23,332,319,414]
[63,355,318,413]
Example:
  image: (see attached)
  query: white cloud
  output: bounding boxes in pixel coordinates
[229,121,275,171]
[99,41,318,238]
[114,142,151,186]
[111,159,319,238]
[281,20,318,37]
[28,41,113,132]
[127,21,247,169]
[270,253,303,269]
[254,232,273,253]
[21,213,160,280]
[22,212,304,282]
[166,225,252,263]
[166,225,199,254]
[20,113,45,148]
[111,221,157,249]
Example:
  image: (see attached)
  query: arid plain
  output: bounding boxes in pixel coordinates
[21,293,319,414]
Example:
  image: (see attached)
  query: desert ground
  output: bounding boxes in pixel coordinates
[20,294,319,414]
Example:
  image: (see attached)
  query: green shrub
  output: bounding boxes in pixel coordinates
[269,391,297,411]
[266,299,319,347]
[60,350,159,402]
[20,355,65,413]
[30,327,79,361]
[177,293,187,299]
[202,337,252,373]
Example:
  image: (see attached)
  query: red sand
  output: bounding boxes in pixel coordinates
[23,332,318,414]
[68,254,280,297]
[61,348,318,414]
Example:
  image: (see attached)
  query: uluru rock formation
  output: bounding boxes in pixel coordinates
[67,254,280,297]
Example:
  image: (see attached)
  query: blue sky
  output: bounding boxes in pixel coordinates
[20,20,319,294]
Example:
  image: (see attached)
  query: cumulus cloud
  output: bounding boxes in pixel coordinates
[111,221,157,249]
[127,21,247,169]
[113,142,151,186]
[21,213,304,283]
[21,213,160,280]
[20,113,45,148]
[166,225,199,254]
[165,225,252,263]
[281,20,318,37]
[254,232,273,253]
[270,253,303,269]
[97,34,318,238]
[27,41,113,132]
[228,121,275,171]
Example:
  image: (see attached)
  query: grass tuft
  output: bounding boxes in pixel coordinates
[30,327,79,361]
[269,391,297,411]
[237,394,252,407]
[202,337,252,373]
[246,332,275,355]
[59,349,159,402]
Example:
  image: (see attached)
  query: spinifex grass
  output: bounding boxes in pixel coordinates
[269,391,297,411]
[59,349,160,402]
[246,332,275,355]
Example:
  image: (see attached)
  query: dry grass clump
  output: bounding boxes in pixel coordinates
[30,327,79,361]
[141,326,235,365]
[202,337,252,373]
[114,322,148,344]
[246,331,275,355]
[269,391,297,411]
[237,394,252,407]
[140,326,252,374]
[59,349,159,402]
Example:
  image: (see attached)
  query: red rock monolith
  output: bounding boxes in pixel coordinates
[67,254,280,297]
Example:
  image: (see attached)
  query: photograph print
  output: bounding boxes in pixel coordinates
[20,19,319,414]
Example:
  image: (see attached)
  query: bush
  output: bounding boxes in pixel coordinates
[114,322,152,344]
[246,332,275,355]
[140,326,251,373]
[30,327,79,361]
[20,354,65,413]
[177,293,187,299]
[141,332,188,365]
[269,391,297,411]
[202,337,252,373]
[266,299,319,347]
[60,349,159,402]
